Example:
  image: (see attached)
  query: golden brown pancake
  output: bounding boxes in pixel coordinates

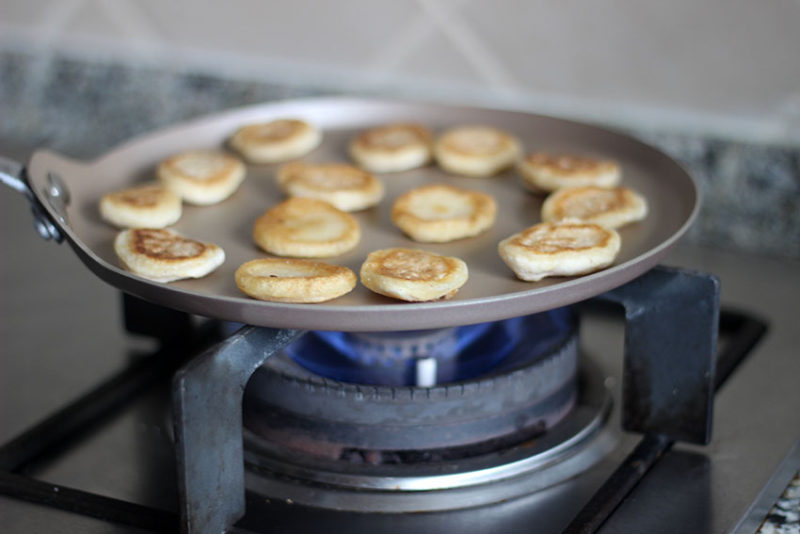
[114,228,225,282]
[253,198,361,258]
[157,150,245,205]
[100,183,182,228]
[518,152,621,193]
[360,248,468,302]
[434,126,521,177]
[541,185,648,229]
[391,183,496,242]
[229,118,321,163]
[235,258,356,303]
[498,222,620,281]
[349,123,433,172]
[276,161,384,211]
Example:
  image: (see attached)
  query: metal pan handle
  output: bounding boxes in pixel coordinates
[0,155,67,243]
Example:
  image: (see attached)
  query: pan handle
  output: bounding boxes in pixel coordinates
[0,156,65,243]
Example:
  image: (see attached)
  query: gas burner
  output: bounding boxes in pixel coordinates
[241,364,611,512]
[285,308,574,386]
[240,309,615,511]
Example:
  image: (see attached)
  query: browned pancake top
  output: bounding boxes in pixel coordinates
[524,153,617,176]
[440,126,513,156]
[132,229,206,260]
[113,184,166,207]
[552,187,628,219]
[512,223,613,254]
[373,248,454,281]
[279,162,372,190]
[355,124,432,152]
[239,119,308,142]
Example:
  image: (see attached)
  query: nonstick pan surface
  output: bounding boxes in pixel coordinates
[26,98,698,331]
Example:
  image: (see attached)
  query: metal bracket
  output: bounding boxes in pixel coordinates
[598,265,720,445]
[0,156,65,242]
[172,326,302,534]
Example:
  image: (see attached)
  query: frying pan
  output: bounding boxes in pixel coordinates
[0,97,698,332]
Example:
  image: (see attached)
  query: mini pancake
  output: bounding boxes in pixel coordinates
[157,150,246,205]
[253,197,360,258]
[229,118,321,163]
[498,222,620,282]
[434,125,521,177]
[349,123,433,172]
[517,152,621,193]
[276,161,384,211]
[235,258,356,303]
[100,182,182,228]
[360,248,468,302]
[391,184,496,242]
[541,186,648,229]
[114,228,225,282]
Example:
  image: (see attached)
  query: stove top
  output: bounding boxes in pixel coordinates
[2,164,800,533]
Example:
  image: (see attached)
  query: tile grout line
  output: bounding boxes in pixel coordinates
[364,5,435,74]
[364,0,473,84]
[417,0,518,90]
[96,0,169,59]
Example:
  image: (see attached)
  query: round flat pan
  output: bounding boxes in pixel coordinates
[26,98,698,332]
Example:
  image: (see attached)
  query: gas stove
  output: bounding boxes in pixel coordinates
[2,157,800,533]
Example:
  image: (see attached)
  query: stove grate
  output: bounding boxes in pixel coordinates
[0,277,769,534]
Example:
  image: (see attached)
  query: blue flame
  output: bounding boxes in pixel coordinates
[285,308,574,386]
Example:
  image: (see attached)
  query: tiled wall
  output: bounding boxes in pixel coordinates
[2,0,800,145]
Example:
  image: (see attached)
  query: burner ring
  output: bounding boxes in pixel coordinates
[240,312,616,511]
[242,361,612,511]
[243,314,578,453]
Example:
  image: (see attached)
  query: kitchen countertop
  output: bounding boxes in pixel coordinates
[754,442,800,534]
[759,472,800,534]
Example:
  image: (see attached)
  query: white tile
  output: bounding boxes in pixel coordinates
[459,0,800,118]
[415,0,516,88]
[63,0,166,57]
[135,0,421,67]
[387,26,489,86]
[0,0,70,28]
[2,0,800,142]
